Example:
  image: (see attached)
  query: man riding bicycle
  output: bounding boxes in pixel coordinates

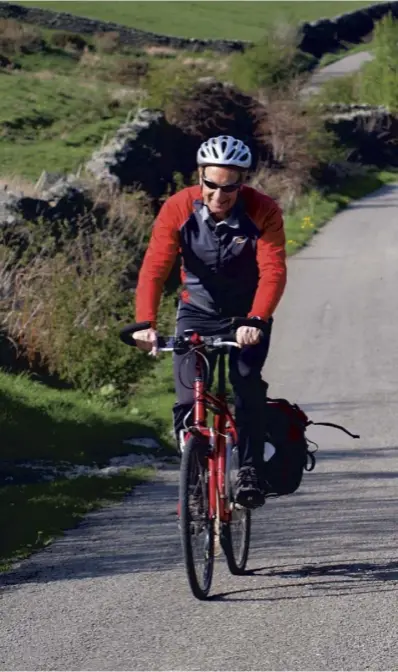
[133,135,287,509]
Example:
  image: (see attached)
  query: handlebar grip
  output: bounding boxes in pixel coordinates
[232,317,270,333]
[216,317,271,344]
[119,321,152,347]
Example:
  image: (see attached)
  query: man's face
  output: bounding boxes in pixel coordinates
[200,166,242,219]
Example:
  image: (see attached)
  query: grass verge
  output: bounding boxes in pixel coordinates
[0,467,152,571]
[0,369,169,465]
[284,169,398,254]
[0,368,169,571]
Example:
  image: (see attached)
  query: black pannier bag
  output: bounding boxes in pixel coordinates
[261,397,360,496]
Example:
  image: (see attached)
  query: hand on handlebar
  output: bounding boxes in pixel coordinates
[133,328,158,357]
[236,325,262,347]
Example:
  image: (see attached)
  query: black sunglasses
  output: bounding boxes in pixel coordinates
[202,177,241,193]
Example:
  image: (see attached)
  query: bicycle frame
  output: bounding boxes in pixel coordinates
[185,334,238,524]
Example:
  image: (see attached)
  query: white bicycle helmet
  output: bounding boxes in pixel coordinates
[197,135,252,169]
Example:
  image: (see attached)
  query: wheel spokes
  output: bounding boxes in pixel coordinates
[187,449,212,591]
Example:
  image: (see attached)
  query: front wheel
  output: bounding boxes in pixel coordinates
[221,445,251,574]
[179,436,214,599]
[222,508,251,574]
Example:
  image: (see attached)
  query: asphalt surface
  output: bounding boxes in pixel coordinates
[2,180,398,670]
[301,50,374,98]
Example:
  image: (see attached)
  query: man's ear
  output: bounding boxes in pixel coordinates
[198,166,204,186]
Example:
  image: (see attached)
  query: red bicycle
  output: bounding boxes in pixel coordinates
[120,317,270,600]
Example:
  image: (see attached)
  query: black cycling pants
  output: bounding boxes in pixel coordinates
[172,302,272,472]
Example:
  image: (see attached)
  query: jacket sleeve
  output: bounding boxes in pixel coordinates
[247,201,287,321]
[135,197,181,328]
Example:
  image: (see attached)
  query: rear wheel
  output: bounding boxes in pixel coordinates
[221,445,251,574]
[179,436,214,599]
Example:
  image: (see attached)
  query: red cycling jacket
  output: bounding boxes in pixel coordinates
[136,184,287,327]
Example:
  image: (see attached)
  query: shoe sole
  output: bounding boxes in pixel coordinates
[235,490,265,510]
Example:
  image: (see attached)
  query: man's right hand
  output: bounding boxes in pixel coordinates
[133,328,158,356]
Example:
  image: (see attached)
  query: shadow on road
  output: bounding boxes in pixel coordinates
[2,443,398,591]
[0,472,183,587]
[210,559,398,602]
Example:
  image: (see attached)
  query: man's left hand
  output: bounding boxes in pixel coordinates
[236,325,262,347]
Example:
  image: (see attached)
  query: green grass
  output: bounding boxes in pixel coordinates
[0,65,137,179]
[0,468,152,571]
[16,1,381,41]
[0,369,173,465]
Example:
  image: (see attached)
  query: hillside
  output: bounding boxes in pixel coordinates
[14,0,381,41]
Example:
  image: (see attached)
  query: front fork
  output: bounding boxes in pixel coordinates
[208,404,232,523]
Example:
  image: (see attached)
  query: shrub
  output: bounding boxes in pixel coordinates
[313,73,360,105]
[50,31,89,53]
[108,57,150,85]
[315,14,398,110]
[358,14,398,111]
[252,81,342,207]
[77,48,149,88]
[143,57,199,109]
[229,22,317,93]
[93,31,121,54]
[164,80,270,175]
[0,188,176,401]
[0,18,44,55]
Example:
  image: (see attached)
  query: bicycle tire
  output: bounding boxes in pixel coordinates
[179,436,214,600]
[222,509,251,574]
[221,445,251,574]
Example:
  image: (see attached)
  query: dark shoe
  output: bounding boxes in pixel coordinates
[235,466,265,509]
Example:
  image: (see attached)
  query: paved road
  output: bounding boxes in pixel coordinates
[1,183,398,670]
[301,50,374,97]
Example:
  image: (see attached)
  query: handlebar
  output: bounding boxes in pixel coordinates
[119,317,270,353]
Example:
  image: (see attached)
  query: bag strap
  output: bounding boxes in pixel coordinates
[307,420,360,439]
[266,397,360,439]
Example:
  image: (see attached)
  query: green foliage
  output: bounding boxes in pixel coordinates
[230,25,317,92]
[316,14,398,111]
[143,58,198,109]
[314,72,360,105]
[0,192,159,399]
[49,30,89,51]
[358,14,398,111]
